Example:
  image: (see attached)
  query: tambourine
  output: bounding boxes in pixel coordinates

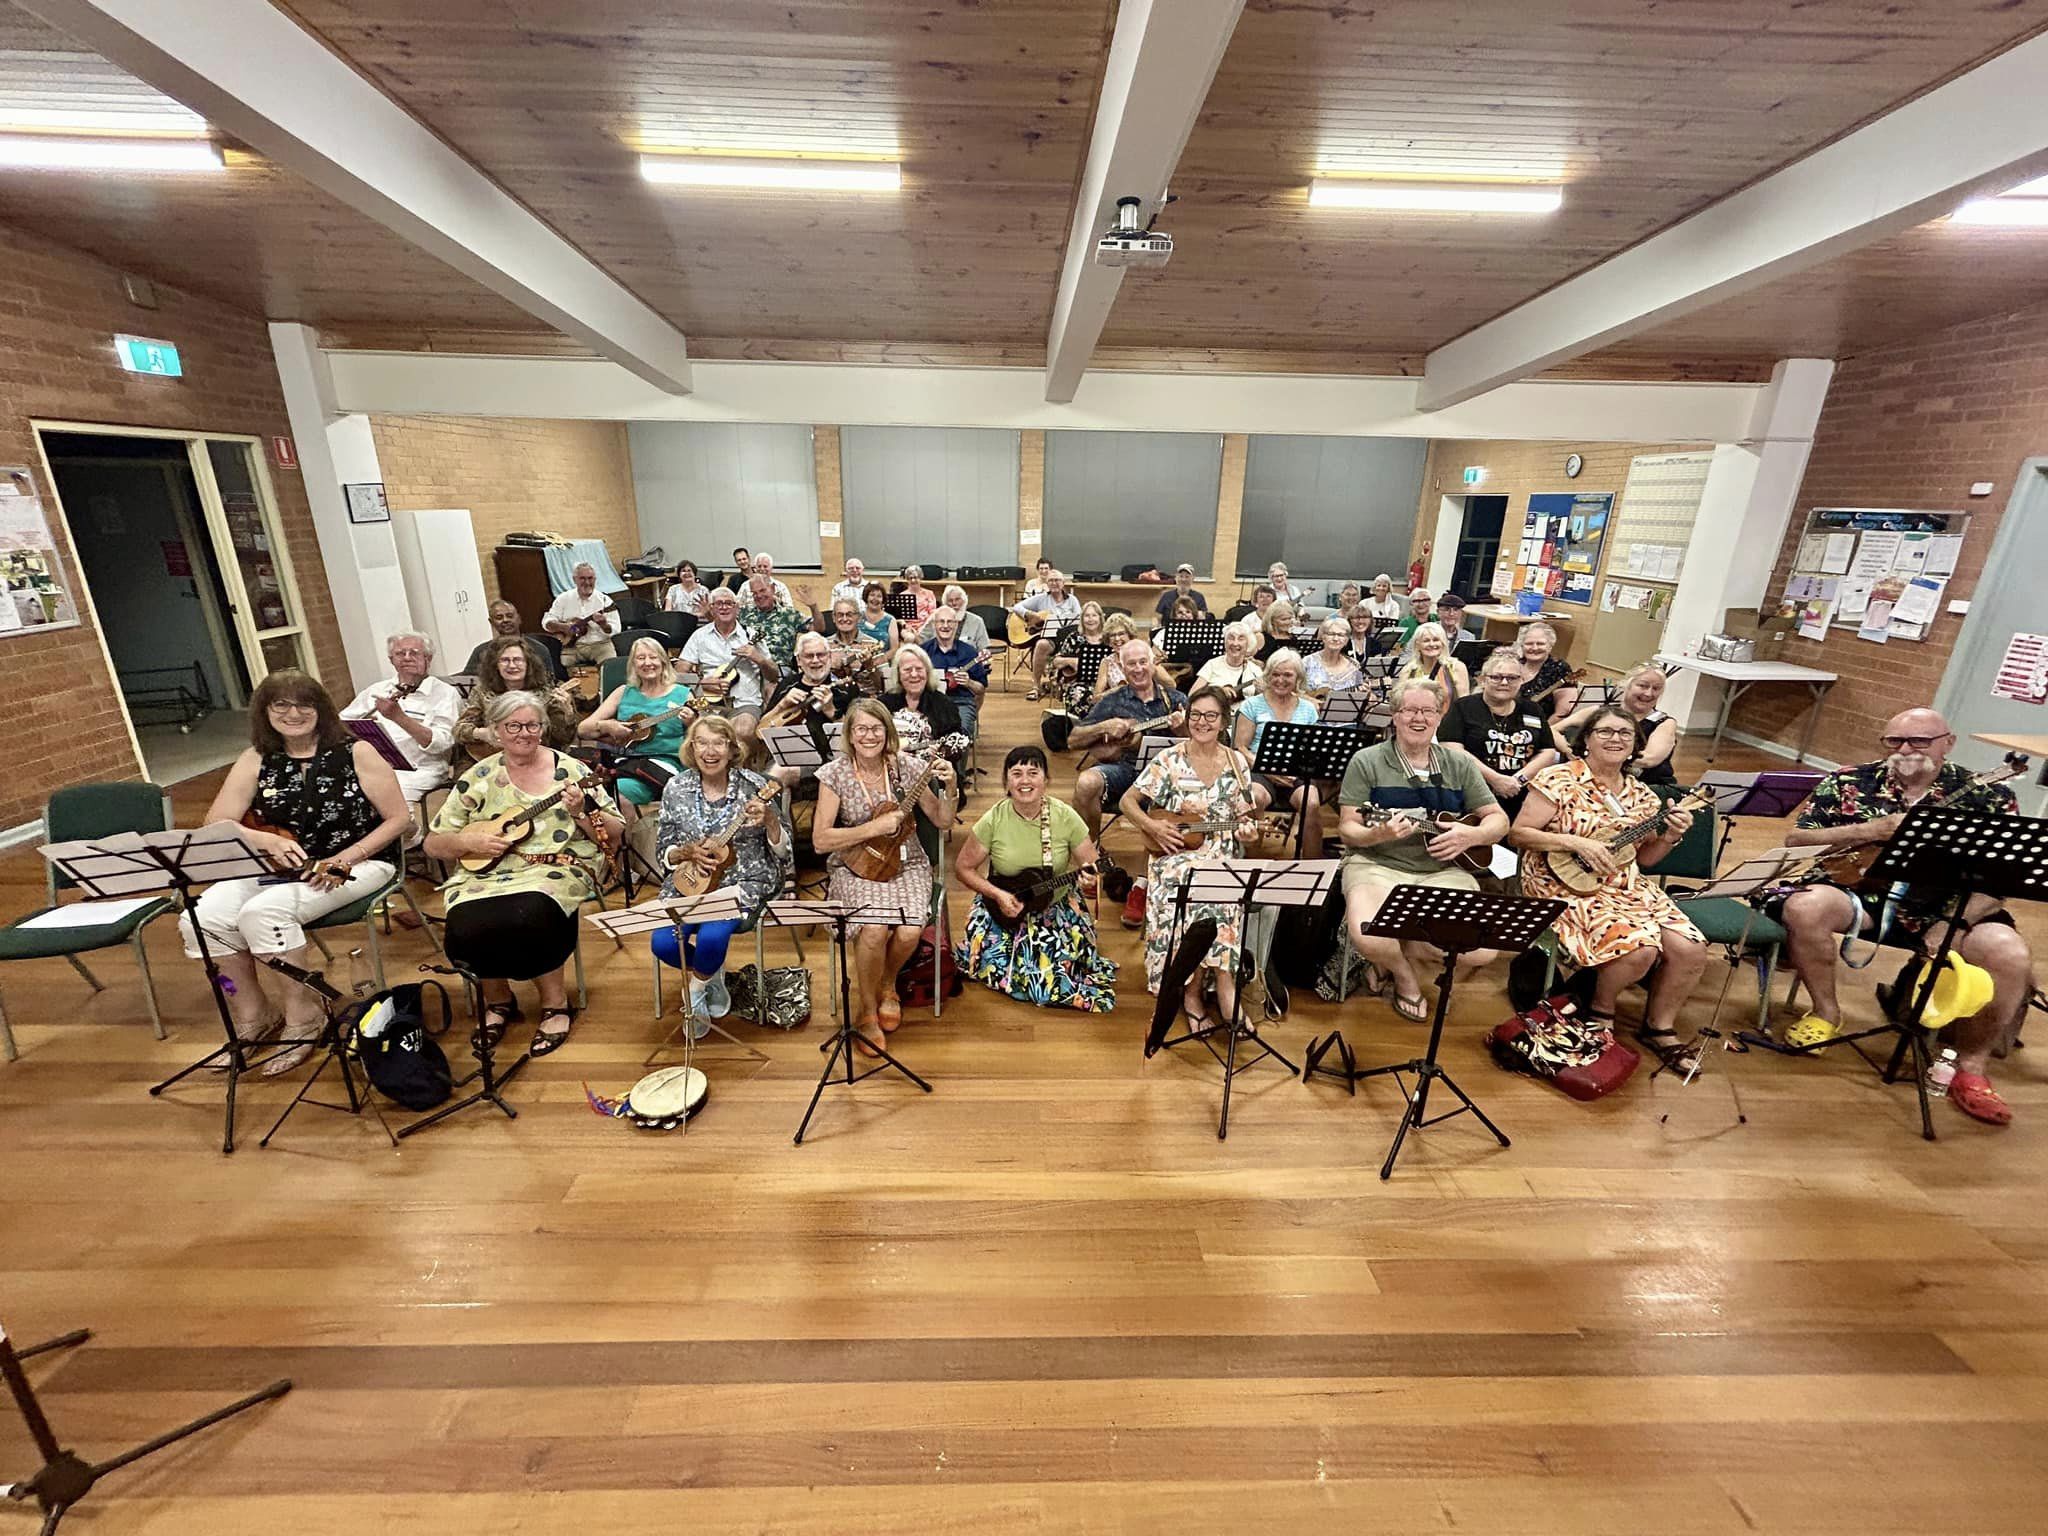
[582,1066,708,1131]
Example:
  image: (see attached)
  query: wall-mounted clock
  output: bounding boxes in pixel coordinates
[1564,453,1584,479]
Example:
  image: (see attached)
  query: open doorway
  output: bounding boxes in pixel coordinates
[1450,494,1509,600]
[42,431,251,784]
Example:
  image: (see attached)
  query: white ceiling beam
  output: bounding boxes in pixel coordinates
[21,0,693,394]
[325,351,1766,446]
[1418,31,2048,411]
[1042,0,1245,404]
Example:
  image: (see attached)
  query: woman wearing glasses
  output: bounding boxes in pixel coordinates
[1123,687,1259,1028]
[186,670,411,1075]
[1553,664,1676,784]
[426,692,626,1057]
[1510,703,1706,1062]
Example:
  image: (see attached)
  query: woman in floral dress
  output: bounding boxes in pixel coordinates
[1123,686,1257,1027]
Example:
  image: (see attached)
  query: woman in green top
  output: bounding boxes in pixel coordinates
[954,744,1118,1011]
[427,691,626,1055]
[580,636,694,806]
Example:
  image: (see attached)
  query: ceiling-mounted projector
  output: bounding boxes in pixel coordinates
[1095,195,1172,268]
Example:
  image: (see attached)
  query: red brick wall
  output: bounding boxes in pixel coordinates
[1731,305,2048,763]
[0,219,345,827]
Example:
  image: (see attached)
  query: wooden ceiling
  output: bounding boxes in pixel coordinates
[1,0,2046,375]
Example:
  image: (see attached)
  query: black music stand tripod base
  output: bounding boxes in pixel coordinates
[1,1326,290,1534]
[256,959,398,1150]
[794,907,932,1145]
[1798,805,2048,1142]
[1353,884,1564,1180]
[397,962,531,1140]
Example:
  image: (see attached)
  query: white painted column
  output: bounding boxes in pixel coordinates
[1662,358,1834,728]
[269,321,412,692]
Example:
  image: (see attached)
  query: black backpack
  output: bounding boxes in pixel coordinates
[350,982,454,1111]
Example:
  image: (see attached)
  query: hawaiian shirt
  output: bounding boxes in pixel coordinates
[745,598,808,670]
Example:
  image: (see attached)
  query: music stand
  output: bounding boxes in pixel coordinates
[1251,720,1374,858]
[1353,884,1564,1180]
[1158,618,1226,668]
[43,826,291,1155]
[1319,686,1390,738]
[256,956,399,1150]
[1697,769,1824,864]
[387,956,531,1140]
[586,891,773,1061]
[1149,859,1334,1139]
[764,721,835,781]
[1453,639,1501,677]
[1803,806,2048,1140]
[883,590,922,627]
[783,900,933,1143]
[344,716,413,771]
[2,1317,290,1534]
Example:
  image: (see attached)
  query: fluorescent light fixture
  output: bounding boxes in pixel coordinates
[1999,173,2048,198]
[1951,196,2048,227]
[1309,179,1563,213]
[0,134,223,172]
[639,154,900,192]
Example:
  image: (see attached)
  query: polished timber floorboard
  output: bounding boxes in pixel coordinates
[3,687,2046,1533]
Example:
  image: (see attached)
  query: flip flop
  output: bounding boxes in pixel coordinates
[1388,990,1430,1024]
[259,1037,320,1078]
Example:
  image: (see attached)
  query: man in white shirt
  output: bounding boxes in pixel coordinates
[829,558,868,608]
[1011,569,1082,700]
[340,630,461,841]
[543,562,620,665]
[681,586,780,747]
[917,584,990,651]
[750,552,794,606]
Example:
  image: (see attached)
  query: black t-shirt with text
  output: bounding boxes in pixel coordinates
[1437,693,1549,775]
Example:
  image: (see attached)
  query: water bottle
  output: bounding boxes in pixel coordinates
[1925,1047,1958,1099]
[348,947,376,999]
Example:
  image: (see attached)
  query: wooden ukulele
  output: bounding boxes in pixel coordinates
[1525,666,1587,706]
[666,780,781,897]
[461,786,572,873]
[840,749,957,883]
[562,598,616,642]
[619,699,699,745]
[1076,709,1180,768]
[761,679,837,729]
[1523,784,1714,897]
[1347,802,1501,876]
[1822,754,2029,892]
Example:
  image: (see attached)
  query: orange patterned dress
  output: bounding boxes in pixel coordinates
[1521,759,1702,966]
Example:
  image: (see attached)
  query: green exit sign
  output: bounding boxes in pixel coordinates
[1462,465,1484,486]
[114,334,183,377]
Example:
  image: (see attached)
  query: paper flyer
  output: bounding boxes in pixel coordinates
[1924,535,1963,577]
[1797,533,1829,571]
[1835,576,1874,620]
[1820,532,1856,574]
[1857,574,1907,642]
[1795,577,1841,641]
[1848,531,1902,580]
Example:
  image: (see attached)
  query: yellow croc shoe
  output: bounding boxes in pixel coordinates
[1784,1013,1839,1050]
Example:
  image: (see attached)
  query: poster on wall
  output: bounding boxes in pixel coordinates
[0,466,82,635]
[1513,492,1612,607]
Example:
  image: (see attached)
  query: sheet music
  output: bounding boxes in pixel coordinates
[14,895,163,929]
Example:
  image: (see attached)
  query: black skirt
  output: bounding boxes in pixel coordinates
[445,892,577,979]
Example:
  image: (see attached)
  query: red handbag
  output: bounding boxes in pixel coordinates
[1487,997,1640,1102]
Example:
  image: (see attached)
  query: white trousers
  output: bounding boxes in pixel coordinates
[178,860,395,958]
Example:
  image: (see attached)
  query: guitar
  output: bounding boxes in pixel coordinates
[985,865,1094,930]
[840,747,961,883]
[665,780,782,897]
[1523,784,1715,898]
[1821,754,2029,892]
[460,786,572,873]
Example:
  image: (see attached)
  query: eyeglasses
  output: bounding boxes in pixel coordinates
[1186,710,1225,723]
[1587,726,1636,740]
[499,720,544,735]
[268,701,315,716]
[1881,734,1949,751]
[1393,706,1437,719]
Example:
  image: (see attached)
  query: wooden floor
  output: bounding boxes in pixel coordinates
[4,685,2047,1533]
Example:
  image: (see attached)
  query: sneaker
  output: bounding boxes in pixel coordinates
[704,971,732,1018]
[1121,878,1148,930]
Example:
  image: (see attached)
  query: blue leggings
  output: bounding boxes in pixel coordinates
[651,919,742,978]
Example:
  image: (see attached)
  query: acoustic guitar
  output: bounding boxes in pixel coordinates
[1821,754,2029,893]
[666,780,782,897]
[1522,784,1714,898]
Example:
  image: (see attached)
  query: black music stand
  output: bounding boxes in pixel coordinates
[571,745,668,905]
[1251,720,1374,858]
[44,826,288,1155]
[1150,860,1333,1138]
[256,956,398,1149]
[1798,806,2048,1141]
[585,890,774,1060]
[1698,769,1823,864]
[1319,686,1390,739]
[883,590,922,628]
[396,958,530,1140]
[2,1318,290,1534]
[1353,884,1564,1180]
[791,900,933,1143]
[1158,618,1226,669]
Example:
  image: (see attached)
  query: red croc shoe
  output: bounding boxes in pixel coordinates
[1949,1071,2013,1127]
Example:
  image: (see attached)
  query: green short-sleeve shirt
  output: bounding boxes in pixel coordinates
[1338,739,1497,875]
[972,796,1091,877]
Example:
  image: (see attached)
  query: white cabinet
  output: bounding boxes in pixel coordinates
[391,508,489,673]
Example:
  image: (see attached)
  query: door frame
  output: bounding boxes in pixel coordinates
[32,420,317,779]
[1935,457,2048,770]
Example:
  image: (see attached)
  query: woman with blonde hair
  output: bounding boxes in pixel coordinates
[1258,600,1298,662]
[812,698,957,1052]
[1552,664,1677,785]
[580,634,694,807]
[1398,621,1468,705]
[1233,647,1323,848]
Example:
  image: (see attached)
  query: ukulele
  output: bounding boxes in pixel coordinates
[985,865,1094,930]
[562,597,616,642]
[1076,709,1181,768]
[1524,784,1715,897]
[1525,666,1587,706]
[761,679,837,729]
[841,745,963,883]
[620,699,699,745]
[461,786,573,873]
[666,780,782,897]
[1821,754,2029,892]
[1348,803,1502,875]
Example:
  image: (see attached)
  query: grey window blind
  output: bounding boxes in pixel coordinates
[840,426,1018,569]
[627,422,821,566]
[1238,435,1428,582]
[1043,431,1222,574]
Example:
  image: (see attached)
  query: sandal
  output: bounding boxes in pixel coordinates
[1783,1012,1839,1050]
[1025,688,1041,701]
[478,999,523,1049]
[852,1014,887,1058]
[530,1008,575,1057]
[1949,1071,2013,1126]
[259,1036,320,1078]
[877,994,903,1032]
[1387,990,1430,1024]
[1633,1023,1691,1065]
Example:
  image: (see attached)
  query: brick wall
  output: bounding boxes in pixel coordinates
[367,415,641,603]
[0,219,345,829]
[1729,303,2048,764]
